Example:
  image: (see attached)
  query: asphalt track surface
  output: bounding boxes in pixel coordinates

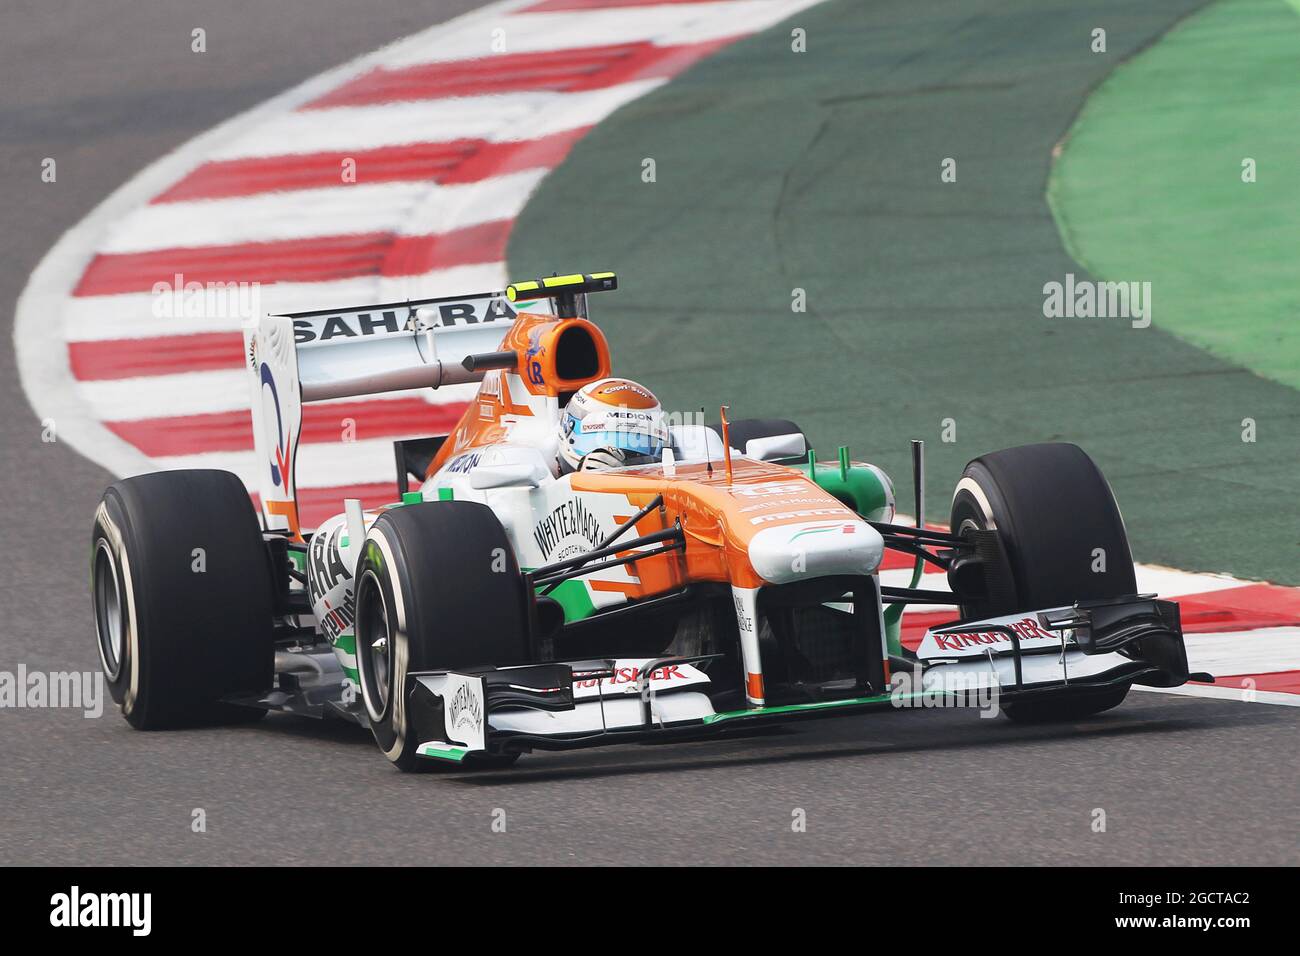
[1,1,1296,866]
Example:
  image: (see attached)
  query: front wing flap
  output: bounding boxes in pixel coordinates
[916,595,1196,695]
[407,657,723,762]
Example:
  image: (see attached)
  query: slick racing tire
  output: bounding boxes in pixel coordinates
[91,470,274,729]
[711,418,807,461]
[354,501,528,772]
[948,443,1137,723]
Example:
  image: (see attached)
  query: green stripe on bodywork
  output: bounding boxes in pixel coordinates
[417,743,468,761]
[438,487,454,501]
[702,692,919,724]
[883,604,905,657]
[331,634,359,682]
[539,577,597,622]
[790,526,836,541]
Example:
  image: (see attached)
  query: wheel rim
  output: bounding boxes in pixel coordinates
[93,539,124,680]
[356,570,392,723]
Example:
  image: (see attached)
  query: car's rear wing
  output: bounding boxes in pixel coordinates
[243,289,549,536]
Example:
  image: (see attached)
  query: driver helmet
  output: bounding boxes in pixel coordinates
[557,378,669,472]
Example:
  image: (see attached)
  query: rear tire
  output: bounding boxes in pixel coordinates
[354,501,529,772]
[948,443,1136,722]
[91,470,274,729]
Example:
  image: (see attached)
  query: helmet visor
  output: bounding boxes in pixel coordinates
[564,410,667,462]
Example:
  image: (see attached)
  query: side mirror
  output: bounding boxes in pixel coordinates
[469,462,545,490]
[744,433,806,462]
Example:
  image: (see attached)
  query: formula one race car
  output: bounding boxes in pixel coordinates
[91,272,1201,770]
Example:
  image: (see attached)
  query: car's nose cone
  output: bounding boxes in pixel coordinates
[748,519,884,584]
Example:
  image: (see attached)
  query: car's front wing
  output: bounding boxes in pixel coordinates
[407,596,1200,762]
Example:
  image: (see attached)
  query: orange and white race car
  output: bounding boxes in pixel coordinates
[90,273,1201,769]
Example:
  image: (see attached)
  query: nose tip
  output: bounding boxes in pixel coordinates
[748,520,884,585]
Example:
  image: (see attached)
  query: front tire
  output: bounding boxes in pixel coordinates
[354,502,529,771]
[949,443,1136,721]
[950,443,1136,617]
[91,470,274,729]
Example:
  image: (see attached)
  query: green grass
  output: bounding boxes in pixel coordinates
[1050,0,1300,390]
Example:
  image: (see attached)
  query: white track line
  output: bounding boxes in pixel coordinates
[98,171,547,254]
[1134,564,1252,596]
[1132,684,1300,707]
[207,82,662,160]
[1184,627,1300,676]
